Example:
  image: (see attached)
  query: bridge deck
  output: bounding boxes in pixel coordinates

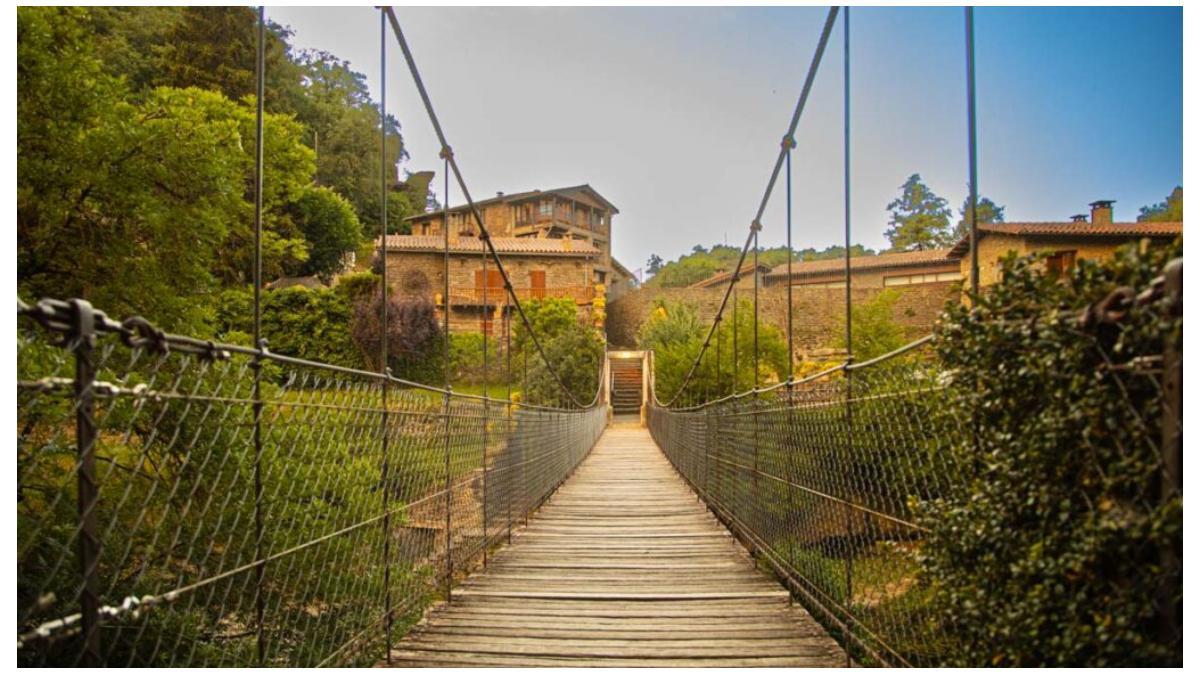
[387,425,846,667]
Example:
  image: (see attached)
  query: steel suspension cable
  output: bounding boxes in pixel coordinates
[382,7,596,409]
[376,9,393,662]
[966,7,980,298]
[251,6,266,666]
[657,6,840,408]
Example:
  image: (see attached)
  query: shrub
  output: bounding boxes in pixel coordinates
[512,298,603,406]
[290,186,361,280]
[836,288,908,360]
[639,299,788,404]
[216,285,362,368]
[350,291,443,383]
[916,240,1182,666]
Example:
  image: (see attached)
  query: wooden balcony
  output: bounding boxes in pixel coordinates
[443,285,596,307]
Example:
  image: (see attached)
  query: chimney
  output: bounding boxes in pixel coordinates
[1089,200,1114,225]
[496,191,504,198]
[1070,214,1088,222]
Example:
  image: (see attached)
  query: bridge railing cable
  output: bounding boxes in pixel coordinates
[14,297,606,666]
[382,6,600,411]
[648,260,1182,665]
[656,6,840,408]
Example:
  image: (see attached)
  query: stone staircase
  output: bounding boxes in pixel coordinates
[609,356,643,415]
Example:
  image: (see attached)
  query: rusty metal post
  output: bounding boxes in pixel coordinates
[505,310,514,544]
[377,9,394,663]
[480,236,490,566]
[71,299,101,666]
[442,389,454,604]
[251,7,267,665]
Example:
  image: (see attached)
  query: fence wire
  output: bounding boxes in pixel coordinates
[649,276,1181,668]
[16,298,605,667]
[650,342,954,666]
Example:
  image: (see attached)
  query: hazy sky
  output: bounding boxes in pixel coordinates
[270,6,1182,275]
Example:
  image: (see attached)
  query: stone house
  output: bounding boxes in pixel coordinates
[762,248,960,289]
[947,201,1182,286]
[404,184,635,299]
[690,262,773,289]
[378,234,604,335]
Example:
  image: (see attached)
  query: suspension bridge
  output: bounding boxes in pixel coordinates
[15,5,1181,669]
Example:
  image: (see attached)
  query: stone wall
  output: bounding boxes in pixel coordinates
[606,281,958,356]
[384,250,596,333]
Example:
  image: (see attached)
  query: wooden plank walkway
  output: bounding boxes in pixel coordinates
[387,425,847,667]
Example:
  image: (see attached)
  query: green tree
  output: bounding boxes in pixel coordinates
[291,186,361,280]
[512,298,603,406]
[153,7,306,115]
[17,7,318,330]
[951,194,1005,242]
[1138,186,1183,222]
[639,300,788,404]
[835,289,908,360]
[293,50,420,235]
[646,254,664,275]
[885,174,952,251]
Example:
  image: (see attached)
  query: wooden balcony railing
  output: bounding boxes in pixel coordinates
[443,285,596,306]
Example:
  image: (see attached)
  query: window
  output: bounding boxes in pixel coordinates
[529,270,546,299]
[1045,250,1077,279]
[539,201,553,216]
[795,280,846,289]
[883,271,961,287]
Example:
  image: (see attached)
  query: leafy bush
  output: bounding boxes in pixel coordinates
[639,299,788,404]
[448,332,505,387]
[836,288,909,360]
[350,291,443,382]
[916,240,1182,666]
[216,285,361,368]
[290,186,361,280]
[512,298,603,406]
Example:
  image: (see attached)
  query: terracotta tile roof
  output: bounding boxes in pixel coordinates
[405,183,619,220]
[378,234,601,257]
[765,248,958,279]
[689,262,773,288]
[947,221,1183,256]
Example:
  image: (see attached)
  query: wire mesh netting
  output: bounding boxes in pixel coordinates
[649,341,955,666]
[16,298,605,667]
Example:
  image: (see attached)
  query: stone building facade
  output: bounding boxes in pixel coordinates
[613,200,1181,355]
[947,201,1182,286]
[378,235,603,334]
[405,184,635,299]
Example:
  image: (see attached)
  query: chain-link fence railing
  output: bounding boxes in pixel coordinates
[650,340,954,666]
[16,297,606,667]
[648,258,1182,666]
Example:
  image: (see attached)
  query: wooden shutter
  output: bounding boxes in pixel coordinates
[530,270,546,299]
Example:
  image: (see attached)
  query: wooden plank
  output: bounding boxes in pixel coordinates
[382,426,846,668]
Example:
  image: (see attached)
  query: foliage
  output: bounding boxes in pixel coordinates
[1138,186,1183,222]
[290,186,361,279]
[216,286,362,368]
[951,194,1005,242]
[646,253,664,275]
[448,332,505,387]
[917,239,1183,666]
[885,174,952,252]
[152,7,306,115]
[835,289,909,360]
[639,299,788,403]
[644,243,876,288]
[17,6,432,334]
[350,292,444,379]
[512,299,603,406]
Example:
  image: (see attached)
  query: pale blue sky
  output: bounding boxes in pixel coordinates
[270,6,1182,275]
